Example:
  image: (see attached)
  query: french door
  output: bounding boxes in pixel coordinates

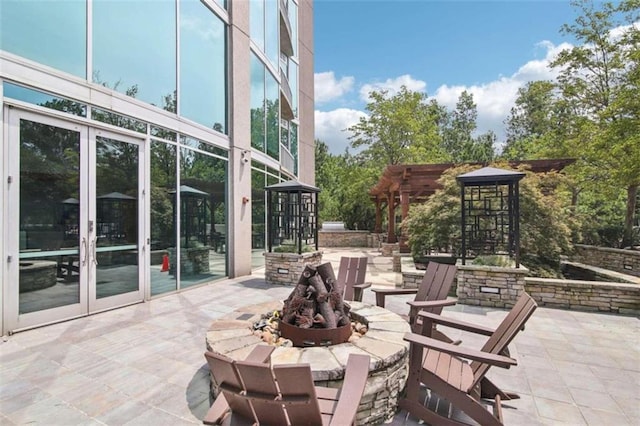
[4,109,145,332]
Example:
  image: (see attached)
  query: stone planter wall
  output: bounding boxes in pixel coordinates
[380,243,399,257]
[525,277,640,315]
[318,230,369,247]
[264,251,323,285]
[456,264,529,308]
[167,246,211,275]
[572,244,640,277]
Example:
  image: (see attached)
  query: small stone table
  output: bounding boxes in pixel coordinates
[206,301,411,425]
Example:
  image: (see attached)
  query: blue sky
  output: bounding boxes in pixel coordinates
[313,0,583,154]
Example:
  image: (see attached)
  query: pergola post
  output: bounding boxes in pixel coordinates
[399,191,410,252]
[374,197,383,234]
[387,191,396,243]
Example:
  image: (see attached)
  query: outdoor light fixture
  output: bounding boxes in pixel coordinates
[240,150,250,164]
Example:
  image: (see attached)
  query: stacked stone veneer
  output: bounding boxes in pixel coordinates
[206,300,410,426]
[572,244,640,277]
[525,277,640,315]
[264,251,323,285]
[381,243,399,257]
[318,230,369,247]
[456,264,529,308]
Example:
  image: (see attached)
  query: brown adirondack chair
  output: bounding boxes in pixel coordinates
[400,292,538,426]
[372,261,457,334]
[203,347,370,426]
[335,256,370,302]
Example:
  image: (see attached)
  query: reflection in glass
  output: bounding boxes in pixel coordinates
[93,0,176,109]
[181,136,228,158]
[180,0,227,132]
[251,169,266,268]
[179,148,228,287]
[266,70,280,160]
[19,120,80,314]
[95,137,139,299]
[92,108,147,134]
[290,123,298,175]
[4,83,87,117]
[251,54,266,151]
[265,0,279,67]
[151,141,177,296]
[1,1,86,78]
[289,1,298,57]
[250,0,265,52]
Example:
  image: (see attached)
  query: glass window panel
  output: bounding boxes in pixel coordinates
[180,136,228,158]
[265,70,280,160]
[180,0,227,133]
[251,169,266,267]
[290,61,298,116]
[151,141,177,296]
[4,83,87,117]
[1,1,86,78]
[291,123,298,176]
[91,108,147,134]
[250,0,265,51]
[289,1,298,57]
[18,120,81,313]
[93,0,176,111]
[265,0,279,68]
[151,126,177,142]
[250,54,266,151]
[179,148,228,287]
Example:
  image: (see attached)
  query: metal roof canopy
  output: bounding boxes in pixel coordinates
[265,180,321,193]
[456,166,526,267]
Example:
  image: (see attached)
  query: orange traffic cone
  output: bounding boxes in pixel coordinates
[161,254,170,272]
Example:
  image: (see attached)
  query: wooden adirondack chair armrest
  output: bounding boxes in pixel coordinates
[353,282,372,290]
[372,288,419,307]
[417,311,495,336]
[406,299,457,309]
[330,354,370,426]
[403,332,517,368]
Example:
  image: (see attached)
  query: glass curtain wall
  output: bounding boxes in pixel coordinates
[0,1,86,78]
[250,54,266,151]
[180,0,227,133]
[92,0,176,111]
[251,166,281,268]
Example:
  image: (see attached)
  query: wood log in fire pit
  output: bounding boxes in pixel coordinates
[280,262,352,346]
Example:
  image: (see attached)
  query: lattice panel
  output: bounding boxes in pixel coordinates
[463,184,513,258]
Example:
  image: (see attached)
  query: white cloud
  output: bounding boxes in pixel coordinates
[315,108,368,154]
[314,71,355,103]
[359,74,427,102]
[432,41,573,146]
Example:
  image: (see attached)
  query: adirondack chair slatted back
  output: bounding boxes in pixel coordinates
[470,292,537,383]
[273,363,323,425]
[234,360,292,425]
[205,352,256,421]
[338,257,367,301]
[415,262,457,307]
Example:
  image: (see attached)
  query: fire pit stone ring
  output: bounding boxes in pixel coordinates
[206,300,411,425]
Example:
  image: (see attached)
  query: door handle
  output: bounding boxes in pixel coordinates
[92,238,99,265]
[81,237,87,266]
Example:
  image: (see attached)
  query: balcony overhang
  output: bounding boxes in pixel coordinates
[280,72,294,120]
[280,0,294,57]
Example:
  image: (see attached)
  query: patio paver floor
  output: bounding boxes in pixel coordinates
[1,248,638,425]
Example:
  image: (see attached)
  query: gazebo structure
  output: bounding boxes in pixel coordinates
[369,159,574,251]
[456,167,525,267]
[96,192,136,244]
[265,180,320,254]
[171,185,211,249]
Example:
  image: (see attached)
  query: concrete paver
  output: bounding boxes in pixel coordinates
[1,248,638,425]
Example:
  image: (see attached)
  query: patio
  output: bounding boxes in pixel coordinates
[0,248,638,425]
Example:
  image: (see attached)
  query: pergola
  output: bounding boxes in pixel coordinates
[369,159,575,251]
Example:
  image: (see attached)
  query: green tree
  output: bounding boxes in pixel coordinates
[502,80,558,160]
[404,165,574,277]
[441,91,495,162]
[550,0,640,246]
[348,86,446,167]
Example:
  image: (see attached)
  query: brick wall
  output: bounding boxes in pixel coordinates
[264,251,323,285]
[318,231,369,247]
[572,244,640,277]
[525,277,640,315]
[456,264,529,308]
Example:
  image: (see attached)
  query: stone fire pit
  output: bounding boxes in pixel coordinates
[206,300,410,425]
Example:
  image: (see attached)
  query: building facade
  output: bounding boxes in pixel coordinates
[0,0,315,334]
